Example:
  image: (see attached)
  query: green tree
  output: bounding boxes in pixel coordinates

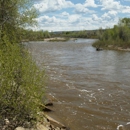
[121,18,130,27]
[93,18,130,49]
[0,0,37,42]
[0,0,45,129]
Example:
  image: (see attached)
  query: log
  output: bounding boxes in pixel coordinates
[45,115,66,129]
[39,103,53,112]
[45,102,53,107]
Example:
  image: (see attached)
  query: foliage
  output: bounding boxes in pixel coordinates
[0,36,45,129]
[20,29,51,41]
[0,0,46,129]
[0,0,38,42]
[0,0,37,27]
[51,30,98,39]
[93,18,130,49]
[119,18,130,27]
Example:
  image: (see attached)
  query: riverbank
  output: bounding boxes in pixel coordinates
[15,113,67,130]
[44,37,76,42]
[13,89,69,130]
[92,40,130,52]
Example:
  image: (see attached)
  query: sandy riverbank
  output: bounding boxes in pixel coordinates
[44,37,76,42]
[44,37,65,41]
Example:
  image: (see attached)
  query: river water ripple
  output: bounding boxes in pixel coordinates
[27,39,130,130]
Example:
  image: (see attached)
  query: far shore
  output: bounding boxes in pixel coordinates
[92,41,130,52]
[44,37,77,42]
[44,37,66,41]
[95,46,130,52]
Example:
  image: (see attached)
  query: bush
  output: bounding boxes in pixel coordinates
[0,34,45,129]
[93,19,130,49]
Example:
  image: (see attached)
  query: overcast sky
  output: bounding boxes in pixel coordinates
[32,0,130,31]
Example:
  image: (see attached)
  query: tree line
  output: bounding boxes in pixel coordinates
[20,29,51,41]
[51,30,98,39]
[93,18,130,49]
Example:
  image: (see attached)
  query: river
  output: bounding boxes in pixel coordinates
[27,39,130,130]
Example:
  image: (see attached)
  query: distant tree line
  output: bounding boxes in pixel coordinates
[20,29,51,41]
[20,29,99,41]
[51,30,98,39]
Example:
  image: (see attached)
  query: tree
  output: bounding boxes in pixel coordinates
[0,0,37,42]
[121,18,130,27]
[0,0,45,129]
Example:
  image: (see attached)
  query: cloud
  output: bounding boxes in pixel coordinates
[34,0,74,13]
[34,13,118,31]
[36,15,58,23]
[74,3,96,14]
[61,11,69,17]
[101,10,117,20]
[74,0,98,14]
[32,0,130,31]
[100,0,121,10]
[100,0,130,14]
[121,6,130,13]
[75,4,90,13]
[92,14,101,21]
[84,0,98,7]
[108,10,118,16]
[35,14,90,31]
[68,14,81,23]
[35,15,66,31]
[34,11,118,31]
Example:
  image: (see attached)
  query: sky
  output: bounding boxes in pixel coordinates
[32,0,130,31]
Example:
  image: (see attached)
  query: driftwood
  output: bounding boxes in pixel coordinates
[39,102,68,129]
[45,102,53,107]
[39,103,53,112]
[45,115,66,129]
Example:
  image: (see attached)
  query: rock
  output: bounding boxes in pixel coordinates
[36,123,48,130]
[15,127,26,130]
[15,125,49,130]
[4,119,10,125]
[96,48,103,51]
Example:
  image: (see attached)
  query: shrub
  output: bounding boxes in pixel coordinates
[0,34,45,129]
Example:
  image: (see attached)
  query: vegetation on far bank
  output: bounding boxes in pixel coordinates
[92,18,130,50]
[0,0,45,129]
[20,29,51,41]
[51,30,98,39]
[20,29,98,42]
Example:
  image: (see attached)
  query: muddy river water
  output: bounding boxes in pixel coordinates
[27,39,130,130]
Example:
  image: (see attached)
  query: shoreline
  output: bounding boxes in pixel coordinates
[101,46,130,52]
[44,37,76,42]
[92,41,130,52]
[14,102,68,130]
